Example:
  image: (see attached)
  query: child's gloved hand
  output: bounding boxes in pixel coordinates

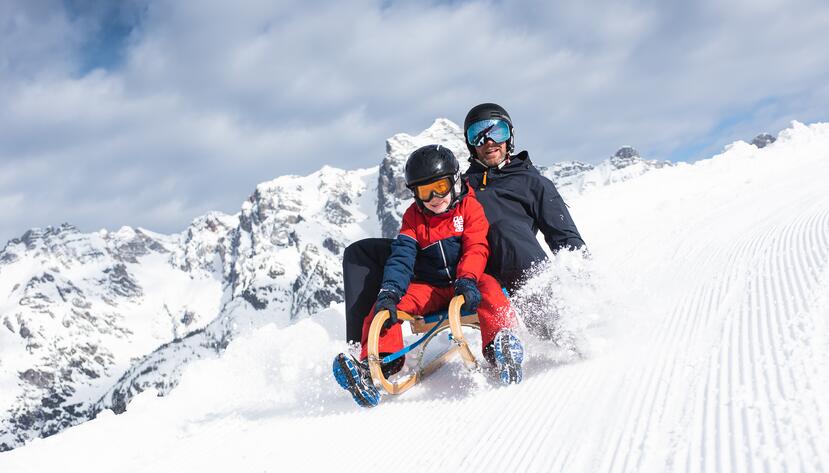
[454,278,481,313]
[376,290,401,330]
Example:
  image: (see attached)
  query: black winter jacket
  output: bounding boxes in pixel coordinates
[464,151,585,290]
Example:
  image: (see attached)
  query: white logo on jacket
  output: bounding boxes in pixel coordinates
[453,216,464,232]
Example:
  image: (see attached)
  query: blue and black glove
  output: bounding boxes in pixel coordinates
[376,290,401,330]
[454,278,481,313]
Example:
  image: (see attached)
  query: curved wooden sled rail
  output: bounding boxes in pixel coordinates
[367,295,479,395]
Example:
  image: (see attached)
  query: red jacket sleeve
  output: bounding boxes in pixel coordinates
[456,195,489,281]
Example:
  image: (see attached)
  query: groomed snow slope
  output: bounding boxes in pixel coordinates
[1,122,828,473]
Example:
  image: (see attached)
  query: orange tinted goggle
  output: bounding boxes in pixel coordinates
[414,177,452,201]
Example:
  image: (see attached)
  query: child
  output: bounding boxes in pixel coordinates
[333,144,524,408]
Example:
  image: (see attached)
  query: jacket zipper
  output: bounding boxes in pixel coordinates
[437,240,452,282]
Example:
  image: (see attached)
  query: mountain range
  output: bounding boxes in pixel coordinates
[2,118,676,451]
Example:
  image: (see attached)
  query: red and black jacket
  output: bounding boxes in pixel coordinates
[380,187,489,296]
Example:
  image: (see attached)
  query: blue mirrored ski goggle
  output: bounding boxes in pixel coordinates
[465,119,511,147]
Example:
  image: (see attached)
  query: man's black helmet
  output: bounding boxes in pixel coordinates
[463,102,514,156]
[404,144,464,213]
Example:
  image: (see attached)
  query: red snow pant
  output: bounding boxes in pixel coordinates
[359,273,515,360]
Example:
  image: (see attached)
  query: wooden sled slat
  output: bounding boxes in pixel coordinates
[367,295,479,395]
[410,313,479,334]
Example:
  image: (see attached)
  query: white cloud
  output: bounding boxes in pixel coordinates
[1,0,828,243]
[0,194,25,221]
[0,1,82,80]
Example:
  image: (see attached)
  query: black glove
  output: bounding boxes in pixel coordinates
[375,290,401,330]
[454,278,481,313]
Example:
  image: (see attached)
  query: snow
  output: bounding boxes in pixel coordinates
[1,122,829,472]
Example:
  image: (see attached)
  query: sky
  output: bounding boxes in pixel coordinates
[1,0,828,244]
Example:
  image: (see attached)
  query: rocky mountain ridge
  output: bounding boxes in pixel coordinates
[0,224,224,450]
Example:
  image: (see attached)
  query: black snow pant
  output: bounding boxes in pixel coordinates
[343,238,393,344]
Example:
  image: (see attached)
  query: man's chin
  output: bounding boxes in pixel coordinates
[483,154,504,166]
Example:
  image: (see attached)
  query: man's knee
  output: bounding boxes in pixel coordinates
[342,239,364,265]
[343,238,392,267]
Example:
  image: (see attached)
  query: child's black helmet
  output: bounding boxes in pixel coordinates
[405,144,458,186]
[404,144,464,213]
[463,102,514,156]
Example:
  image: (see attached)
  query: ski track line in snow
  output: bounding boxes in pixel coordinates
[711,216,778,473]
[618,260,728,472]
[591,223,740,473]
[687,203,829,473]
[780,208,829,467]
[588,190,829,471]
[756,206,825,471]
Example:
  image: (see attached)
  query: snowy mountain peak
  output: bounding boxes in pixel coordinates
[539,147,673,197]
[228,164,370,315]
[613,145,640,159]
[384,118,467,156]
[172,211,238,275]
[377,118,470,238]
[11,223,78,246]
[609,145,646,168]
[0,223,222,451]
[751,132,777,148]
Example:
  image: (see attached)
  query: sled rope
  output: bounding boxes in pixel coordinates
[381,312,448,364]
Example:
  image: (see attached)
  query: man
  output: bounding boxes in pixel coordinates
[342,103,585,344]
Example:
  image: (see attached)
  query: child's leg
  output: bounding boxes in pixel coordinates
[396,282,453,317]
[475,273,517,353]
[359,302,404,360]
[358,282,452,360]
[477,274,524,384]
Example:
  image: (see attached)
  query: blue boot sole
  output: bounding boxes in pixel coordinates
[333,354,381,408]
[494,331,524,385]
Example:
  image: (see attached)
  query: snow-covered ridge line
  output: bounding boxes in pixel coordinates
[1,117,751,452]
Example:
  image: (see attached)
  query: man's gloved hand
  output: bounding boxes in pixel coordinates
[454,278,481,313]
[376,290,401,330]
